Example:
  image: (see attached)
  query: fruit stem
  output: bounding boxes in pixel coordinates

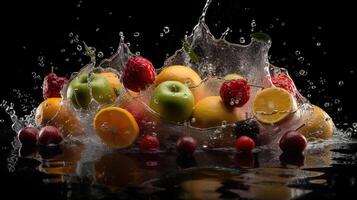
[295,123,306,131]
[51,66,54,73]
[249,84,264,89]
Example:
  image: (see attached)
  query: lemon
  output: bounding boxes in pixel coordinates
[191,96,243,128]
[299,105,334,139]
[252,87,297,124]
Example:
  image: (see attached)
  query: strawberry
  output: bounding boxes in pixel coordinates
[271,74,297,96]
[42,73,68,99]
[220,79,250,107]
[123,56,156,92]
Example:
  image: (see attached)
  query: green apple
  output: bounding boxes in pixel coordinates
[67,73,116,109]
[150,81,194,122]
[224,73,245,80]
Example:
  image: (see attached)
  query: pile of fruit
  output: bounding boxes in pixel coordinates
[17,53,335,156]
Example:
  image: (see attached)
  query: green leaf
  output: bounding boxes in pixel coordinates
[250,32,271,43]
[182,41,199,65]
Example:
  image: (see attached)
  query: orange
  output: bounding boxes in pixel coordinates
[93,107,139,148]
[299,105,334,139]
[191,96,244,128]
[35,98,83,136]
[252,87,297,124]
[100,72,121,95]
[156,65,206,103]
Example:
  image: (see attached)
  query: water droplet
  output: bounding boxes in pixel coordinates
[159,33,164,37]
[251,19,256,27]
[250,19,256,31]
[269,24,274,29]
[316,42,321,47]
[77,44,82,51]
[351,123,357,129]
[307,94,311,98]
[163,26,170,34]
[334,99,340,104]
[97,51,104,58]
[65,58,70,62]
[133,32,140,37]
[295,50,301,56]
[191,118,196,123]
[95,27,100,32]
[338,81,344,86]
[22,46,26,50]
[324,102,330,108]
[135,51,140,56]
[297,57,304,62]
[60,48,66,53]
[153,98,159,104]
[239,37,245,44]
[299,69,307,76]
[0,119,4,123]
[108,12,113,15]
[337,107,343,112]
[69,32,74,37]
[281,22,286,26]
[221,121,227,128]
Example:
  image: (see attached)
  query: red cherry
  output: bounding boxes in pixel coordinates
[140,135,160,151]
[220,79,250,107]
[176,137,197,155]
[18,127,39,146]
[43,73,68,99]
[279,131,307,153]
[271,74,297,96]
[235,136,255,152]
[123,56,156,92]
[38,126,63,146]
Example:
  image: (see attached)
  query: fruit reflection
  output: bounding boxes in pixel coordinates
[181,179,222,200]
[39,143,84,175]
[94,153,141,191]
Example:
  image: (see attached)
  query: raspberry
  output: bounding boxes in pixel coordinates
[43,73,68,99]
[220,79,250,107]
[123,56,156,92]
[271,74,297,96]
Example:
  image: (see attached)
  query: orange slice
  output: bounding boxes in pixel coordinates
[93,107,139,148]
[252,87,297,124]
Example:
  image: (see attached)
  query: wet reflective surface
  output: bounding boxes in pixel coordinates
[2,134,356,200]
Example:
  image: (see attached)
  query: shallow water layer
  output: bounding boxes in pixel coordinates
[4,133,356,200]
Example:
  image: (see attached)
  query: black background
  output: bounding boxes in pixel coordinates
[0,0,356,199]
[1,0,356,128]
